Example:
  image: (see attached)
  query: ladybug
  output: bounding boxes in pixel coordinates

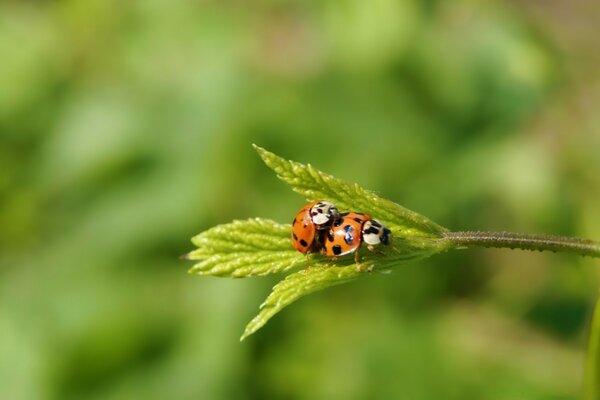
[291,200,340,255]
[321,212,392,264]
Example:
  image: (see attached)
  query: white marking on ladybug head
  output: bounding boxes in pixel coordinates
[310,201,340,227]
[362,220,392,246]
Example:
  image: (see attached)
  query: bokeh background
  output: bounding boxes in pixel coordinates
[1,0,600,399]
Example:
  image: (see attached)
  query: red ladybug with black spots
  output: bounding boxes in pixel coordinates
[321,212,392,263]
[291,200,340,255]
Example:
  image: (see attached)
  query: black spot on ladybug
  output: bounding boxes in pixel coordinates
[381,228,392,245]
[293,233,298,240]
[327,231,334,242]
[299,239,308,247]
[333,219,343,227]
[332,245,342,255]
[303,223,308,228]
[344,232,354,245]
[353,217,363,223]
[343,225,353,232]
[292,218,297,226]
[364,227,379,235]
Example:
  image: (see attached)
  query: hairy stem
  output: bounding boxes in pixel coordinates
[442,231,600,258]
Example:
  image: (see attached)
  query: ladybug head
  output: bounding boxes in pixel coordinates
[310,201,340,228]
[362,219,392,246]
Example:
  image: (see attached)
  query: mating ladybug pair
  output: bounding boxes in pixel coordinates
[291,200,392,265]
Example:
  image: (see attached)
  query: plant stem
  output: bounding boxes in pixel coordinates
[442,231,600,258]
[585,295,600,400]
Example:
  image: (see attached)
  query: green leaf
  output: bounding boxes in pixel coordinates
[240,243,443,341]
[187,145,600,341]
[240,264,363,341]
[253,144,447,238]
[186,145,452,339]
[186,218,305,278]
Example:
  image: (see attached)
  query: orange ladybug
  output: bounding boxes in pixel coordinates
[321,212,392,264]
[291,200,340,255]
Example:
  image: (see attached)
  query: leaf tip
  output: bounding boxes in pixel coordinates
[252,144,280,169]
[252,143,267,157]
[187,265,198,274]
[240,312,267,341]
[240,326,255,342]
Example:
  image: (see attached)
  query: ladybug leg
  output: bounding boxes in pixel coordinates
[356,259,374,273]
[355,251,368,272]
[304,253,311,271]
[367,244,385,256]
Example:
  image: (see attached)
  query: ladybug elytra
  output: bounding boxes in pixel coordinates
[320,212,392,264]
[291,200,340,255]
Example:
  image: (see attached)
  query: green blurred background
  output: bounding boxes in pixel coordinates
[1,0,600,399]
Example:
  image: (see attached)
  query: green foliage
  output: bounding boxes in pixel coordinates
[187,146,451,339]
[241,265,363,341]
[254,144,447,238]
[187,146,600,341]
[187,218,304,277]
[4,1,596,397]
